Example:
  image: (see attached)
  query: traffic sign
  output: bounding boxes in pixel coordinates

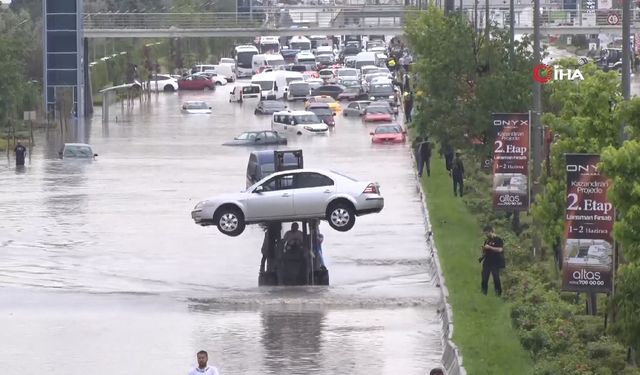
[607,13,619,25]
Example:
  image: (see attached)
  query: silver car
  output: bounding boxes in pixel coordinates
[191,169,384,236]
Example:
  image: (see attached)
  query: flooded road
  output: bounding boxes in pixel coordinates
[0,84,443,374]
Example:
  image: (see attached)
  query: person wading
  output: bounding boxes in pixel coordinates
[479,224,505,296]
[189,350,220,375]
[14,141,27,166]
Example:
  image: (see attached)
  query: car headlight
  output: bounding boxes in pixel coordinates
[370,96,375,100]
[388,95,394,99]
[304,126,313,131]
[194,201,205,210]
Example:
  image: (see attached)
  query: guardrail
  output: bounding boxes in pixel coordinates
[414,156,467,375]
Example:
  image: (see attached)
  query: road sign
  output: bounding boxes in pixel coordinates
[607,14,619,25]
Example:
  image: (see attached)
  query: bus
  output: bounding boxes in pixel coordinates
[288,36,311,51]
[233,45,259,78]
[259,36,280,53]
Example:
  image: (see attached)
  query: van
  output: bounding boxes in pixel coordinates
[246,150,302,189]
[229,83,261,103]
[213,64,236,82]
[354,52,378,70]
[252,54,286,74]
[286,81,310,101]
[251,71,287,100]
[191,64,217,74]
[295,51,316,66]
[271,110,329,136]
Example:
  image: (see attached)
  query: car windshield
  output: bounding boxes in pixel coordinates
[310,107,333,116]
[375,126,401,134]
[254,81,273,91]
[185,102,208,109]
[370,85,394,95]
[342,80,360,88]
[263,101,284,109]
[319,70,333,76]
[235,132,259,140]
[63,145,93,158]
[317,56,332,62]
[243,86,260,94]
[338,69,357,76]
[367,106,390,114]
[294,114,321,124]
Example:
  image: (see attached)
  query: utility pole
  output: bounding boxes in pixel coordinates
[532,0,542,256]
[509,0,515,67]
[622,0,631,103]
[485,0,490,43]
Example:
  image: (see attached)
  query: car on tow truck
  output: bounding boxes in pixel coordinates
[191,169,384,236]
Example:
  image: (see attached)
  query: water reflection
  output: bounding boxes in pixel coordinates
[261,307,326,373]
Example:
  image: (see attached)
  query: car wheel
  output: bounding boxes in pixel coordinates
[297,131,303,135]
[163,85,175,92]
[216,81,222,86]
[214,206,245,237]
[327,201,356,232]
[254,110,259,115]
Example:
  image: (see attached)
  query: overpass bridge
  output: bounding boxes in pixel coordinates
[82,7,640,38]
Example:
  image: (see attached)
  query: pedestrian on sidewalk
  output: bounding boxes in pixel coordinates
[479,224,504,296]
[189,350,220,375]
[451,151,464,197]
[418,137,432,178]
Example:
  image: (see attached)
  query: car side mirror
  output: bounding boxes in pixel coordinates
[254,185,264,193]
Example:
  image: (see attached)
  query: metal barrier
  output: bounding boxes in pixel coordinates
[414,155,467,375]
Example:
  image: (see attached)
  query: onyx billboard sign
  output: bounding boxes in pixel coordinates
[491,113,530,211]
[561,154,614,293]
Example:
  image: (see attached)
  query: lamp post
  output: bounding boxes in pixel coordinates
[532,0,542,256]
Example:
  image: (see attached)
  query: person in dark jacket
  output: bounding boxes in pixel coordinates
[443,142,454,174]
[480,224,504,296]
[412,136,423,170]
[452,151,464,196]
[403,92,413,123]
[14,142,27,166]
[418,138,432,177]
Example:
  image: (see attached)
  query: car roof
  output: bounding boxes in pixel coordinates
[274,110,314,115]
[64,143,92,147]
[311,95,335,100]
[308,103,331,108]
[263,168,355,180]
[183,100,207,104]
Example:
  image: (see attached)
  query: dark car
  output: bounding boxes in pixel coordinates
[223,130,288,146]
[307,103,336,127]
[254,100,287,115]
[311,84,345,99]
[337,82,364,101]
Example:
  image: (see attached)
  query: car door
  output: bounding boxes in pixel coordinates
[345,102,359,116]
[254,131,267,145]
[292,172,336,217]
[246,173,295,220]
[263,131,280,145]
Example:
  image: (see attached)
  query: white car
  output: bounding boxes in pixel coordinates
[195,71,228,86]
[191,169,384,236]
[59,143,98,159]
[181,101,212,114]
[144,74,178,92]
[271,110,329,136]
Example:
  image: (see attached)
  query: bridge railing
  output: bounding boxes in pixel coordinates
[83,10,408,30]
[462,7,640,28]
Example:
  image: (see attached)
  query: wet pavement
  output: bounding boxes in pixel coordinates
[0,84,443,374]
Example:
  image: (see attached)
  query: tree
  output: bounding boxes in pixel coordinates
[533,62,621,262]
[600,98,640,357]
[404,7,534,160]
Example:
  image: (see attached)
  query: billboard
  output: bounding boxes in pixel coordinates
[491,113,530,211]
[561,154,614,293]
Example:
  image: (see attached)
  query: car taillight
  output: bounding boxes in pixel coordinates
[363,183,378,194]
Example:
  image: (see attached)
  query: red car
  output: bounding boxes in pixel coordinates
[178,75,214,90]
[303,71,320,80]
[370,124,406,144]
[362,105,394,123]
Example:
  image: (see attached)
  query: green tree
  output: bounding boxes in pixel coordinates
[404,6,534,159]
[533,62,621,261]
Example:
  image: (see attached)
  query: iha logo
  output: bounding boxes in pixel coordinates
[533,64,584,84]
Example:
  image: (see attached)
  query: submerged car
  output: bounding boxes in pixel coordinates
[254,100,287,115]
[305,95,342,113]
[343,100,371,116]
[223,130,288,146]
[59,143,98,159]
[362,105,393,123]
[307,103,336,127]
[181,101,212,114]
[191,168,384,236]
[370,124,406,144]
[271,110,329,136]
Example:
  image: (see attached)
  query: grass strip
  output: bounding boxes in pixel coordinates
[421,154,534,374]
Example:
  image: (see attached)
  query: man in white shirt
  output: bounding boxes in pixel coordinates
[189,350,220,375]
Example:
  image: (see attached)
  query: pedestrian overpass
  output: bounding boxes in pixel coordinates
[82,7,640,38]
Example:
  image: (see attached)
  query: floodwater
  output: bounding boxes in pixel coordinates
[0,83,443,374]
